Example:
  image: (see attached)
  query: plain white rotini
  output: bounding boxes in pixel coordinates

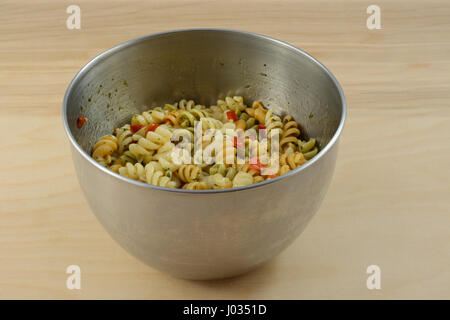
[232,171,253,187]
[131,109,165,125]
[92,135,118,165]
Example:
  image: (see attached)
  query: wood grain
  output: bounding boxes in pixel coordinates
[0,0,449,299]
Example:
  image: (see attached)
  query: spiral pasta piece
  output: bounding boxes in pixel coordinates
[232,171,254,187]
[182,182,209,190]
[176,108,211,127]
[209,163,237,181]
[217,96,246,114]
[237,163,264,183]
[145,162,177,188]
[189,108,211,119]
[214,136,236,164]
[178,99,196,110]
[92,135,118,165]
[164,111,179,127]
[238,112,257,130]
[200,117,223,130]
[299,138,318,160]
[127,142,154,161]
[115,124,134,153]
[118,162,146,181]
[200,173,232,189]
[153,141,175,160]
[118,162,176,188]
[118,150,139,164]
[245,101,267,124]
[128,125,172,161]
[220,122,236,134]
[108,160,123,173]
[131,109,165,125]
[280,115,301,151]
[177,164,201,183]
[279,152,306,175]
[163,103,178,112]
[155,142,180,171]
[264,108,283,133]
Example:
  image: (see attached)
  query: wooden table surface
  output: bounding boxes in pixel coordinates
[1,0,449,299]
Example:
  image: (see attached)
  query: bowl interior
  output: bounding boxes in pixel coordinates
[65,30,344,156]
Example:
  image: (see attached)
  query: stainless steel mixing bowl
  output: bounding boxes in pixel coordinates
[63,29,346,280]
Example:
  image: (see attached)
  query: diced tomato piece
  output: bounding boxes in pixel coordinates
[130,125,145,133]
[258,124,266,129]
[226,110,237,121]
[76,115,87,129]
[249,157,262,172]
[250,163,261,172]
[267,174,278,178]
[145,124,160,134]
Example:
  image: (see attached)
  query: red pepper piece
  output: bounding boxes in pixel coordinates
[130,125,145,133]
[76,115,87,129]
[249,157,262,172]
[145,124,160,134]
[226,110,237,121]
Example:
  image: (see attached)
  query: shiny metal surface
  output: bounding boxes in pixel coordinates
[63,29,346,280]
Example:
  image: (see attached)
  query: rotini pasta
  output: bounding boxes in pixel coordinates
[118,162,177,188]
[232,171,254,187]
[115,125,134,153]
[92,135,118,165]
[131,109,165,125]
[200,117,223,130]
[279,152,307,175]
[177,164,201,183]
[299,138,318,160]
[237,163,264,184]
[91,96,319,189]
[280,115,300,152]
[264,108,283,134]
[209,164,237,181]
[182,181,208,190]
[201,173,233,189]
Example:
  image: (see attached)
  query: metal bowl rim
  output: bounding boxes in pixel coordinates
[62,28,347,194]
